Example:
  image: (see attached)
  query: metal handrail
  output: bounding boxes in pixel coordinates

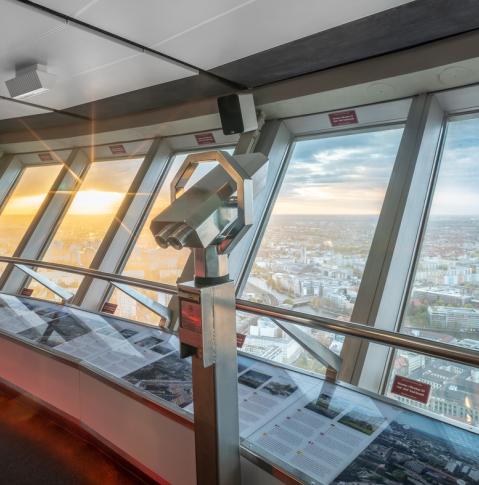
[0,256,177,296]
[1,256,479,368]
[236,299,479,369]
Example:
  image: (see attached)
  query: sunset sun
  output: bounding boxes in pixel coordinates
[69,190,124,215]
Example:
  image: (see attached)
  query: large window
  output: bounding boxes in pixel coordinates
[29,158,142,300]
[110,149,233,324]
[0,164,61,276]
[388,117,479,427]
[240,127,404,371]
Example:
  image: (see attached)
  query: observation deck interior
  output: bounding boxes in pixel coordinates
[2,0,479,484]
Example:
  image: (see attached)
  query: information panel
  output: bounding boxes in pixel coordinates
[1,294,478,485]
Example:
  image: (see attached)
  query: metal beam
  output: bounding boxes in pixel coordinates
[338,94,446,387]
[14,264,73,303]
[0,154,22,214]
[111,281,170,324]
[271,318,342,378]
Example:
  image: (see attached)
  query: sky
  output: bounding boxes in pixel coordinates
[1,121,479,217]
[2,158,142,216]
[273,117,479,216]
[429,117,479,216]
[273,127,404,215]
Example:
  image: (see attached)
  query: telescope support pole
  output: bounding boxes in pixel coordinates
[178,278,241,485]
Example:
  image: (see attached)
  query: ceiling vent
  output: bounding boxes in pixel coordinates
[5,64,56,100]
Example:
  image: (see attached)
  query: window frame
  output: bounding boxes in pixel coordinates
[1,84,478,425]
[358,86,479,396]
[237,99,411,322]
[91,135,240,316]
[380,109,479,393]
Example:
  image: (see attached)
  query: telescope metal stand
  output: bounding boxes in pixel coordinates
[178,273,241,485]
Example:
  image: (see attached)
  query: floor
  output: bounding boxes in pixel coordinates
[0,385,148,485]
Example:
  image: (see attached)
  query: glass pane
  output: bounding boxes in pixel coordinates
[0,164,61,258]
[108,287,172,325]
[243,128,403,321]
[240,127,403,371]
[390,117,479,427]
[29,158,142,299]
[111,149,233,324]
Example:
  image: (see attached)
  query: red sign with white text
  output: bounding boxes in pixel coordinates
[195,132,216,145]
[109,144,127,155]
[328,110,358,127]
[102,302,117,314]
[38,152,53,161]
[391,375,431,404]
[236,333,246,348]
[20,288,33,297]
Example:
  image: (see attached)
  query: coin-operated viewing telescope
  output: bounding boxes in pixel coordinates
[150,150,268,485]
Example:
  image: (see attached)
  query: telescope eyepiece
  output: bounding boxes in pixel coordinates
[167,224,194,251]
[154,222,183,249]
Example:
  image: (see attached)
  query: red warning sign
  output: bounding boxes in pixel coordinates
[195,133,216,145]
[236,333,246,348]
[328,110,358,127]
[102,302,118,314]
[38,152,53,161]
[109,144,127,155]
[391,375,431,404]
[20,288,33,297]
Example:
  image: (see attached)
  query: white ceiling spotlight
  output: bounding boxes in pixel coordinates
[5,64,56,100]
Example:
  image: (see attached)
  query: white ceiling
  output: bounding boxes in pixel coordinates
[0,98,50,119]
[0,0,197,119]
[0,0,413,119]
[33,0,413,69]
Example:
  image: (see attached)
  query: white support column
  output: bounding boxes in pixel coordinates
[0,148,90,293]
[338,94,446,387]
[74,138,173,311]
[0,154,22,213]
[233,120,293,292]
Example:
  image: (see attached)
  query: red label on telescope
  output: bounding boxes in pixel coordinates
[391,375,431,404]
[20,288,33,297]
[328,110,358,126]
[109,144,126,155]
[179,299,203,349]
[102,302,117,314]
[180,299,202,332]
[195,132,216,145]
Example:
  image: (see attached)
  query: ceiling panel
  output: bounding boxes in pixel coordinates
[35,0,245,47]
[157,0,414,69]
[0,4,197,110]
[28,0,98,17]
[0,0,65,58]
[0,23,140,97]
[30,52,196,109]
[0,99,50,121]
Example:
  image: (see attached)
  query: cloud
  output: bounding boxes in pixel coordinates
[428,117,479,215]
[275,128,403,214]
